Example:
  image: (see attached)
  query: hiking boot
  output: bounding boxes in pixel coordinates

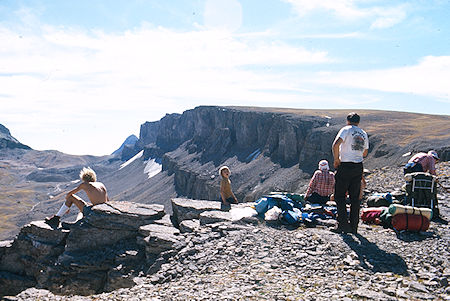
[330,226,345,234]
[330,224,352,234]
[45,215,60,228]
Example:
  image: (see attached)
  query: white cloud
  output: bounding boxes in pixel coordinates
[370,6,407,29]
[315,56,450,100]
[204,0,243,32]
[284,0,366,19]
[0,24,331,155]
[284,0,408,29]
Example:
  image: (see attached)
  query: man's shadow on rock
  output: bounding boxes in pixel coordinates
[342,234,409,276]
[395,230,439,242]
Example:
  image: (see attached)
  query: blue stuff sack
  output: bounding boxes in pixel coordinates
[268,195,295,211]
[301,212,319,227]
[255,197,277,215]
[281,210,301,224]
[255,197,268,214]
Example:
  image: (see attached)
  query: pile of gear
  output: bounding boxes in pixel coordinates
[361,171,439,232]
[253,192,337,227]
[252,169,440,233]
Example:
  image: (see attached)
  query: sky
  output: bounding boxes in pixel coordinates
[0,0,449,156]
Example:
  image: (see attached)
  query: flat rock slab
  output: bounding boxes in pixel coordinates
[139,224,180,237]
[141,231,185,255]
[172,198,233,224]
[65,223,136,252]
[199,211,233,225]
[153,214,174,227]
[20,221,69,245]
[84,201,165,230]
[179,219,201,233]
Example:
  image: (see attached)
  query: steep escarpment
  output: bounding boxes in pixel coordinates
[129,106,449,203]
[139,107,331,168]
[131,106,337,201]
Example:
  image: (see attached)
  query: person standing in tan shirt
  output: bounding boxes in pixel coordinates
[219,166,238,207]
[45,167,109,227]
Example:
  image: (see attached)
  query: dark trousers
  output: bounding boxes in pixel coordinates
[403,162,423,175]
[334,162,363,232]
[305,192,330,205]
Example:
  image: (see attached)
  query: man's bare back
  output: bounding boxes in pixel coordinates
[78,181,108,205]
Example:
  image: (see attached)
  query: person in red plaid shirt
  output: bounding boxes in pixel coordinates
[305,160,335,204]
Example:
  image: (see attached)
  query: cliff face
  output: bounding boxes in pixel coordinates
[130,106,449,203]
[139,107,331,168]
[131,107,340,201]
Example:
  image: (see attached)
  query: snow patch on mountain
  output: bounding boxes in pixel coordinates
[144,158,162,179]
[119,150,143,170]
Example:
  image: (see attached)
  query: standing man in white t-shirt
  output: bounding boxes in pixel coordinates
[332,112,369,234]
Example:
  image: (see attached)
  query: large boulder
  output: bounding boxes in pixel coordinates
[65,201,165,252]
[21,220,69,245]
[0,221,68,276]
[138,224,185,256]
[0,200,169,296]
[171,198,222,224]
[199,210,233,225]
[84,201,165,230]
[64,222,136,252]
[179,219,201,233]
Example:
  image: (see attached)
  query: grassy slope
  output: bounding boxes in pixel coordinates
[229,106,450,146]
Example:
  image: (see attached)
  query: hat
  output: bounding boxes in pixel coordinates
[219,166,230,176]
[318,160,329,171]
[428,150,440,160]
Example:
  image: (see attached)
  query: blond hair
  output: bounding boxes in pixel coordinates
[80,167,97,182]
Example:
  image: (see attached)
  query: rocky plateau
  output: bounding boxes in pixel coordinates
[0,105,449,300]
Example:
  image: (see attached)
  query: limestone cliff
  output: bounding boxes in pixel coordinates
[132,106,338,201]
[130,106,449,202]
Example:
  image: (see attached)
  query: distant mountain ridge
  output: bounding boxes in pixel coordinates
[120,106,449,204]
[111,134,139,159]
[0,123,30,150]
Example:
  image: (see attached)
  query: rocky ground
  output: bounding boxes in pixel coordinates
[6,162,450,301]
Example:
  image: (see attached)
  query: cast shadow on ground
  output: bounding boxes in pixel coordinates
[342,233,409,276]
[395,230,440,242]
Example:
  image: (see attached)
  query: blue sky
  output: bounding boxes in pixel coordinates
[0,0,449,155]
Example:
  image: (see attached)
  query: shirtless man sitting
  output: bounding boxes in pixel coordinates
[45,167,109,227]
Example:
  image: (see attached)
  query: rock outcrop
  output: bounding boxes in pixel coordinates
[0,201,173,296]
[0,199,256,297]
